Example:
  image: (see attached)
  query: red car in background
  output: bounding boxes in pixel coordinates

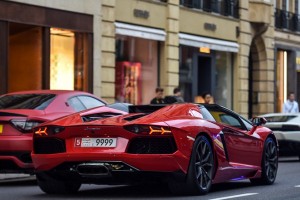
[0,90,108,173]
[32,103,278,195]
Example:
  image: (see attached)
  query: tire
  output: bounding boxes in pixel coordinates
[36,172,81,194]
[250,137,278,185]
[169,135,214,195]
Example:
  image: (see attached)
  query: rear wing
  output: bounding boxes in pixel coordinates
[128,105,167,114]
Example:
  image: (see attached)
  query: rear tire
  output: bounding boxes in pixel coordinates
[169,135,214,195]
[250,137,278,185]
[36,172,81,194]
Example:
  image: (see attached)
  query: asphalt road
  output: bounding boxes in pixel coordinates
[0,157,299,200]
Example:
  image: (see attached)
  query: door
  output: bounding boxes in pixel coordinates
[192,54,214,102]
[208,107,261,166]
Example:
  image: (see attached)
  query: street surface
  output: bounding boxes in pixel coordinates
[0,157,299,200]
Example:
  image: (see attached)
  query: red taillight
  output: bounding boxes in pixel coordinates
[10,120,41,133]
[124,125,172,135]
[33,126,65,136]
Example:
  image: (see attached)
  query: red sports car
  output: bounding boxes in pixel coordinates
[32,103,278,195]
[0,90,107,173]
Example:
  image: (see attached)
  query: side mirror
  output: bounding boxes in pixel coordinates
[251,117,267,126]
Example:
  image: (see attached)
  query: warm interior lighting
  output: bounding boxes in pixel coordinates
[283,51,287,101]
[50,28,75,90]
[199,47,210,54]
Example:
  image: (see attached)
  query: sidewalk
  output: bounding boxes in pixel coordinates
[0,173,32,180]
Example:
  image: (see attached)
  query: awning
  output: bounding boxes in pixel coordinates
[115,22,166,41]
[179,33,239,53]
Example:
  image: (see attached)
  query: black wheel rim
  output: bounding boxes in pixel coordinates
[264,139,278,182]
[194,139,213,190]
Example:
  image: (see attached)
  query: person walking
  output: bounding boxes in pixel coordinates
[283,92,299,113]
[150,87,165,104]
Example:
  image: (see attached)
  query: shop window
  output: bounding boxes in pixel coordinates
[8,23,42,92]
[50,28,75,90]
[276,50,288,112]
[116,36,158,104]
[50,28,89,91]
[179,46,233,108]
[215,52,232,108]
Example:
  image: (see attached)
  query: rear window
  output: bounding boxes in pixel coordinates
[0,94,55,110]
[264,115,297,122]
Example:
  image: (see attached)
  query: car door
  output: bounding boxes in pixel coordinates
[210,108,261,166]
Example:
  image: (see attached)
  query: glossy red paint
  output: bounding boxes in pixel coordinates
[32,103,277,188]
[0,90,107,173]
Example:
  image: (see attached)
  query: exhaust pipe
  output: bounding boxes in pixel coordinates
[76,163,110,177]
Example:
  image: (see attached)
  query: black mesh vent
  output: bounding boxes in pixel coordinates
[34,138,66,154]
[127,137,177,154]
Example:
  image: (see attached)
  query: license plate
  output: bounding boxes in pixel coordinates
[75,138,117,147]
[0,125,2,134]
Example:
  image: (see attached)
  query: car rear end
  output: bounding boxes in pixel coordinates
[0,92,55,173]
[0,110,44,172]
[31,107,193,184]
[262,114,300,157]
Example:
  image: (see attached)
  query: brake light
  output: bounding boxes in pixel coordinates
[34,126,65,136]
[10,120,41,133]
[124,125,172,135]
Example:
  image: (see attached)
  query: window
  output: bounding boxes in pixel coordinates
[50,28,75,90]
[240,117,253,130]
[219,114,242,128]
[0,94,55,110]
[199,106,216,121]
[205,105,246,130]
[67,97,86,112]
[116,36,158,104]
[77,96,105,109]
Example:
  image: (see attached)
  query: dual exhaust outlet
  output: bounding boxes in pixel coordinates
[74,162,137,177]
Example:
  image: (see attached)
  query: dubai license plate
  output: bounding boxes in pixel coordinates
[75,138,117,147]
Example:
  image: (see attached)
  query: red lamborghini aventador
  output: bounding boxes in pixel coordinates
[0,90,107,173]
[32,103,278,195]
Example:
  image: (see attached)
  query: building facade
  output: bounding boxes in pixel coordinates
[274,0,300,113]
[0,0,102,96]
[102,0,276,117]
[2,0,299,117]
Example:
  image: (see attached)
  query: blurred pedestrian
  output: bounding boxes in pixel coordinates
[202,92,213,104]
[150,87,165,104]
[283,92,299,113]
[173,87,184,103]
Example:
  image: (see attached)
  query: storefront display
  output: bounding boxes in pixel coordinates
[116,35,159,104]
[115,62,142,104]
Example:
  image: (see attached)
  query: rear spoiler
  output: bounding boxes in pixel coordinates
[128,105,167,114]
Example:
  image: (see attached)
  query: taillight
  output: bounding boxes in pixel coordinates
[34,126,65,136]
[10,120,41,133]
[124,125,172,135]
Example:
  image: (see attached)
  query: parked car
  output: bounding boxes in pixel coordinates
[0,90,109,173]
[260,113,300,159]
[32,103,278,195]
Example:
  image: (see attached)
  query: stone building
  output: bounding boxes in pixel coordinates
[2,0,300,117]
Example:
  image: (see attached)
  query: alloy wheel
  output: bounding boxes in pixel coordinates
[264,139,278,182]
[194,138,214,190]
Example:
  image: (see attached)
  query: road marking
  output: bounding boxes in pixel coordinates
[295,185,300,187]
[209,193,258,200]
